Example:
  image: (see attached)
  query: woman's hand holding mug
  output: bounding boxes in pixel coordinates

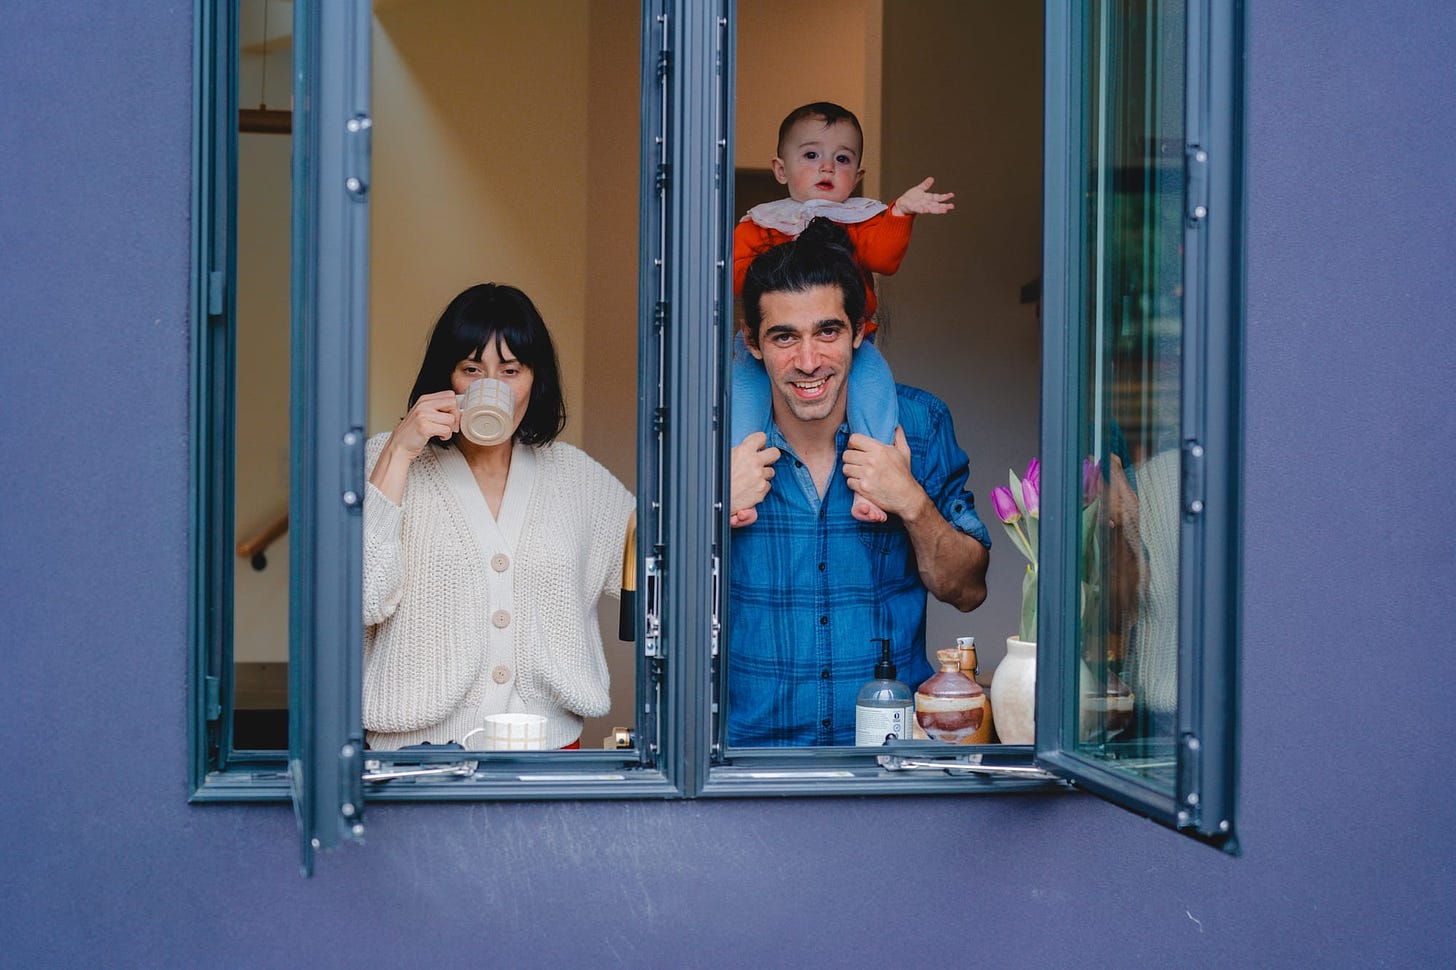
[368,391,461,503]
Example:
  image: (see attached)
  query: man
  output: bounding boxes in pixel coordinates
[729,217,992,746]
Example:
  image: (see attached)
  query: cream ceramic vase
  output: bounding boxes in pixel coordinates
[990,636,1036,744]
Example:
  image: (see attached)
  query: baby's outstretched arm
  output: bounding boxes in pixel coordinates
[891,177,955,217]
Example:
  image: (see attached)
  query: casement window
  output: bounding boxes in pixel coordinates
[192,0,1241,875]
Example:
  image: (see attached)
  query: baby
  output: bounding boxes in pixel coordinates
[733,101,954,522]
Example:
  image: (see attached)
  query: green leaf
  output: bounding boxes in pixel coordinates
[1001,519,1035,564]
[1020,564,1038,643]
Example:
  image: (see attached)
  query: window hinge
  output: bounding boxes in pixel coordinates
[1185,144,1209,225]
[1176,731,1203,829]
[339,740,365,840]
[643,553,663,658]
[207,270,226,317]
[204,674,221,722]
[1181,438,1206,518]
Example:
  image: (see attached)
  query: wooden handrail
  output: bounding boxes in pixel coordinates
[239,108,291,134]
[237,512,289,570]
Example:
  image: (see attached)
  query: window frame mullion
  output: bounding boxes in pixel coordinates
[190,0,240,792]
[286,0,371,876]
[653,0,731,797]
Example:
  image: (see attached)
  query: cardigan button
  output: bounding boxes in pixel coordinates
[490,553,510,572]
[492,609,511,629]
[491,664,512,685]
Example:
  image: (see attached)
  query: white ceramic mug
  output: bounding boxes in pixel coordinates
[455,377,514,445]
[463,713,546,751]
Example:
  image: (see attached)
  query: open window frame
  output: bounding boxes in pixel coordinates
[189,0,1243,873]
[189,0,686,875]
[1035,0,1242,852]
[704,0,1242,851]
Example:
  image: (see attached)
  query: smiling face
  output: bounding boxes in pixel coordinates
[747,284,864,433]
[451,337,534,443]
[771,116,865,204]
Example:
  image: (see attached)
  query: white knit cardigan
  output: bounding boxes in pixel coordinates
[362,433,633,750]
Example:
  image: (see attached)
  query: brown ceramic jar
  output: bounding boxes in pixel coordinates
[915,649,990,744]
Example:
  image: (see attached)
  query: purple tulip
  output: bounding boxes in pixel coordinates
[991,485,1021,523]
[1021,459,1041,516]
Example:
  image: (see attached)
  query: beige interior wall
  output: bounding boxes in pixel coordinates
[582,2,643,743]
[368,1,590,443]
[877,1,1044,673]
[582,1,642,488]
[736,0,883,199]
[234,130,292,665]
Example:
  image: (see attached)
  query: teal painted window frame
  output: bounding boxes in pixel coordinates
[1034,0,1242,853]
[189,0,1243,870]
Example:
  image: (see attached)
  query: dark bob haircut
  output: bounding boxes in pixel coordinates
[776,101,864,157]
[408,282,567,447]
[741,217,867,347]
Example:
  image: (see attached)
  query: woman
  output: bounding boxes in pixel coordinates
[362,283,633,750]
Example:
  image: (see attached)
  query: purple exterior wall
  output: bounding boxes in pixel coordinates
[3,3,1452,966]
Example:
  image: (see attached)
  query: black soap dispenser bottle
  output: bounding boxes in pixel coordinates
[855,638,914,746]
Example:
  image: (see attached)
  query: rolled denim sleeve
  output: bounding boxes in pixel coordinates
[897,385,992,549]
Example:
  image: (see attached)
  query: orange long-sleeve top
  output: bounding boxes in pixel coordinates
[732,208,915,333]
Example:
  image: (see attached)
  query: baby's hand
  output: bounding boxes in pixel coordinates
[891,177,955,217]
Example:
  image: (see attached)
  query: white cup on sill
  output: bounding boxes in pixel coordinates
[463,713,547,751]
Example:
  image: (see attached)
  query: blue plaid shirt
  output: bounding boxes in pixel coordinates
[728,384,991,747]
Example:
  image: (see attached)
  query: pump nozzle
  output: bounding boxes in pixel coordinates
[872,637,895,680]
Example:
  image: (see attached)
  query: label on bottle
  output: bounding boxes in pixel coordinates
[855,704,914,747]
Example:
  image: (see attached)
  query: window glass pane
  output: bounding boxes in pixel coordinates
[726,0,1042,749]
[1077,0,1184,786]
[226,2,646,763]
[363,2,640,753]
[233,0,294,753]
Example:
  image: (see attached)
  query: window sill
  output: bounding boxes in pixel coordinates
[192,745,1073,802]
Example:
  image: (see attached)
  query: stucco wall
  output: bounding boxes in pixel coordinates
[2,3,1453,967]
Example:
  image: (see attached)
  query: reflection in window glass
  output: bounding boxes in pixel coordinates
[1078,0,1184,786]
